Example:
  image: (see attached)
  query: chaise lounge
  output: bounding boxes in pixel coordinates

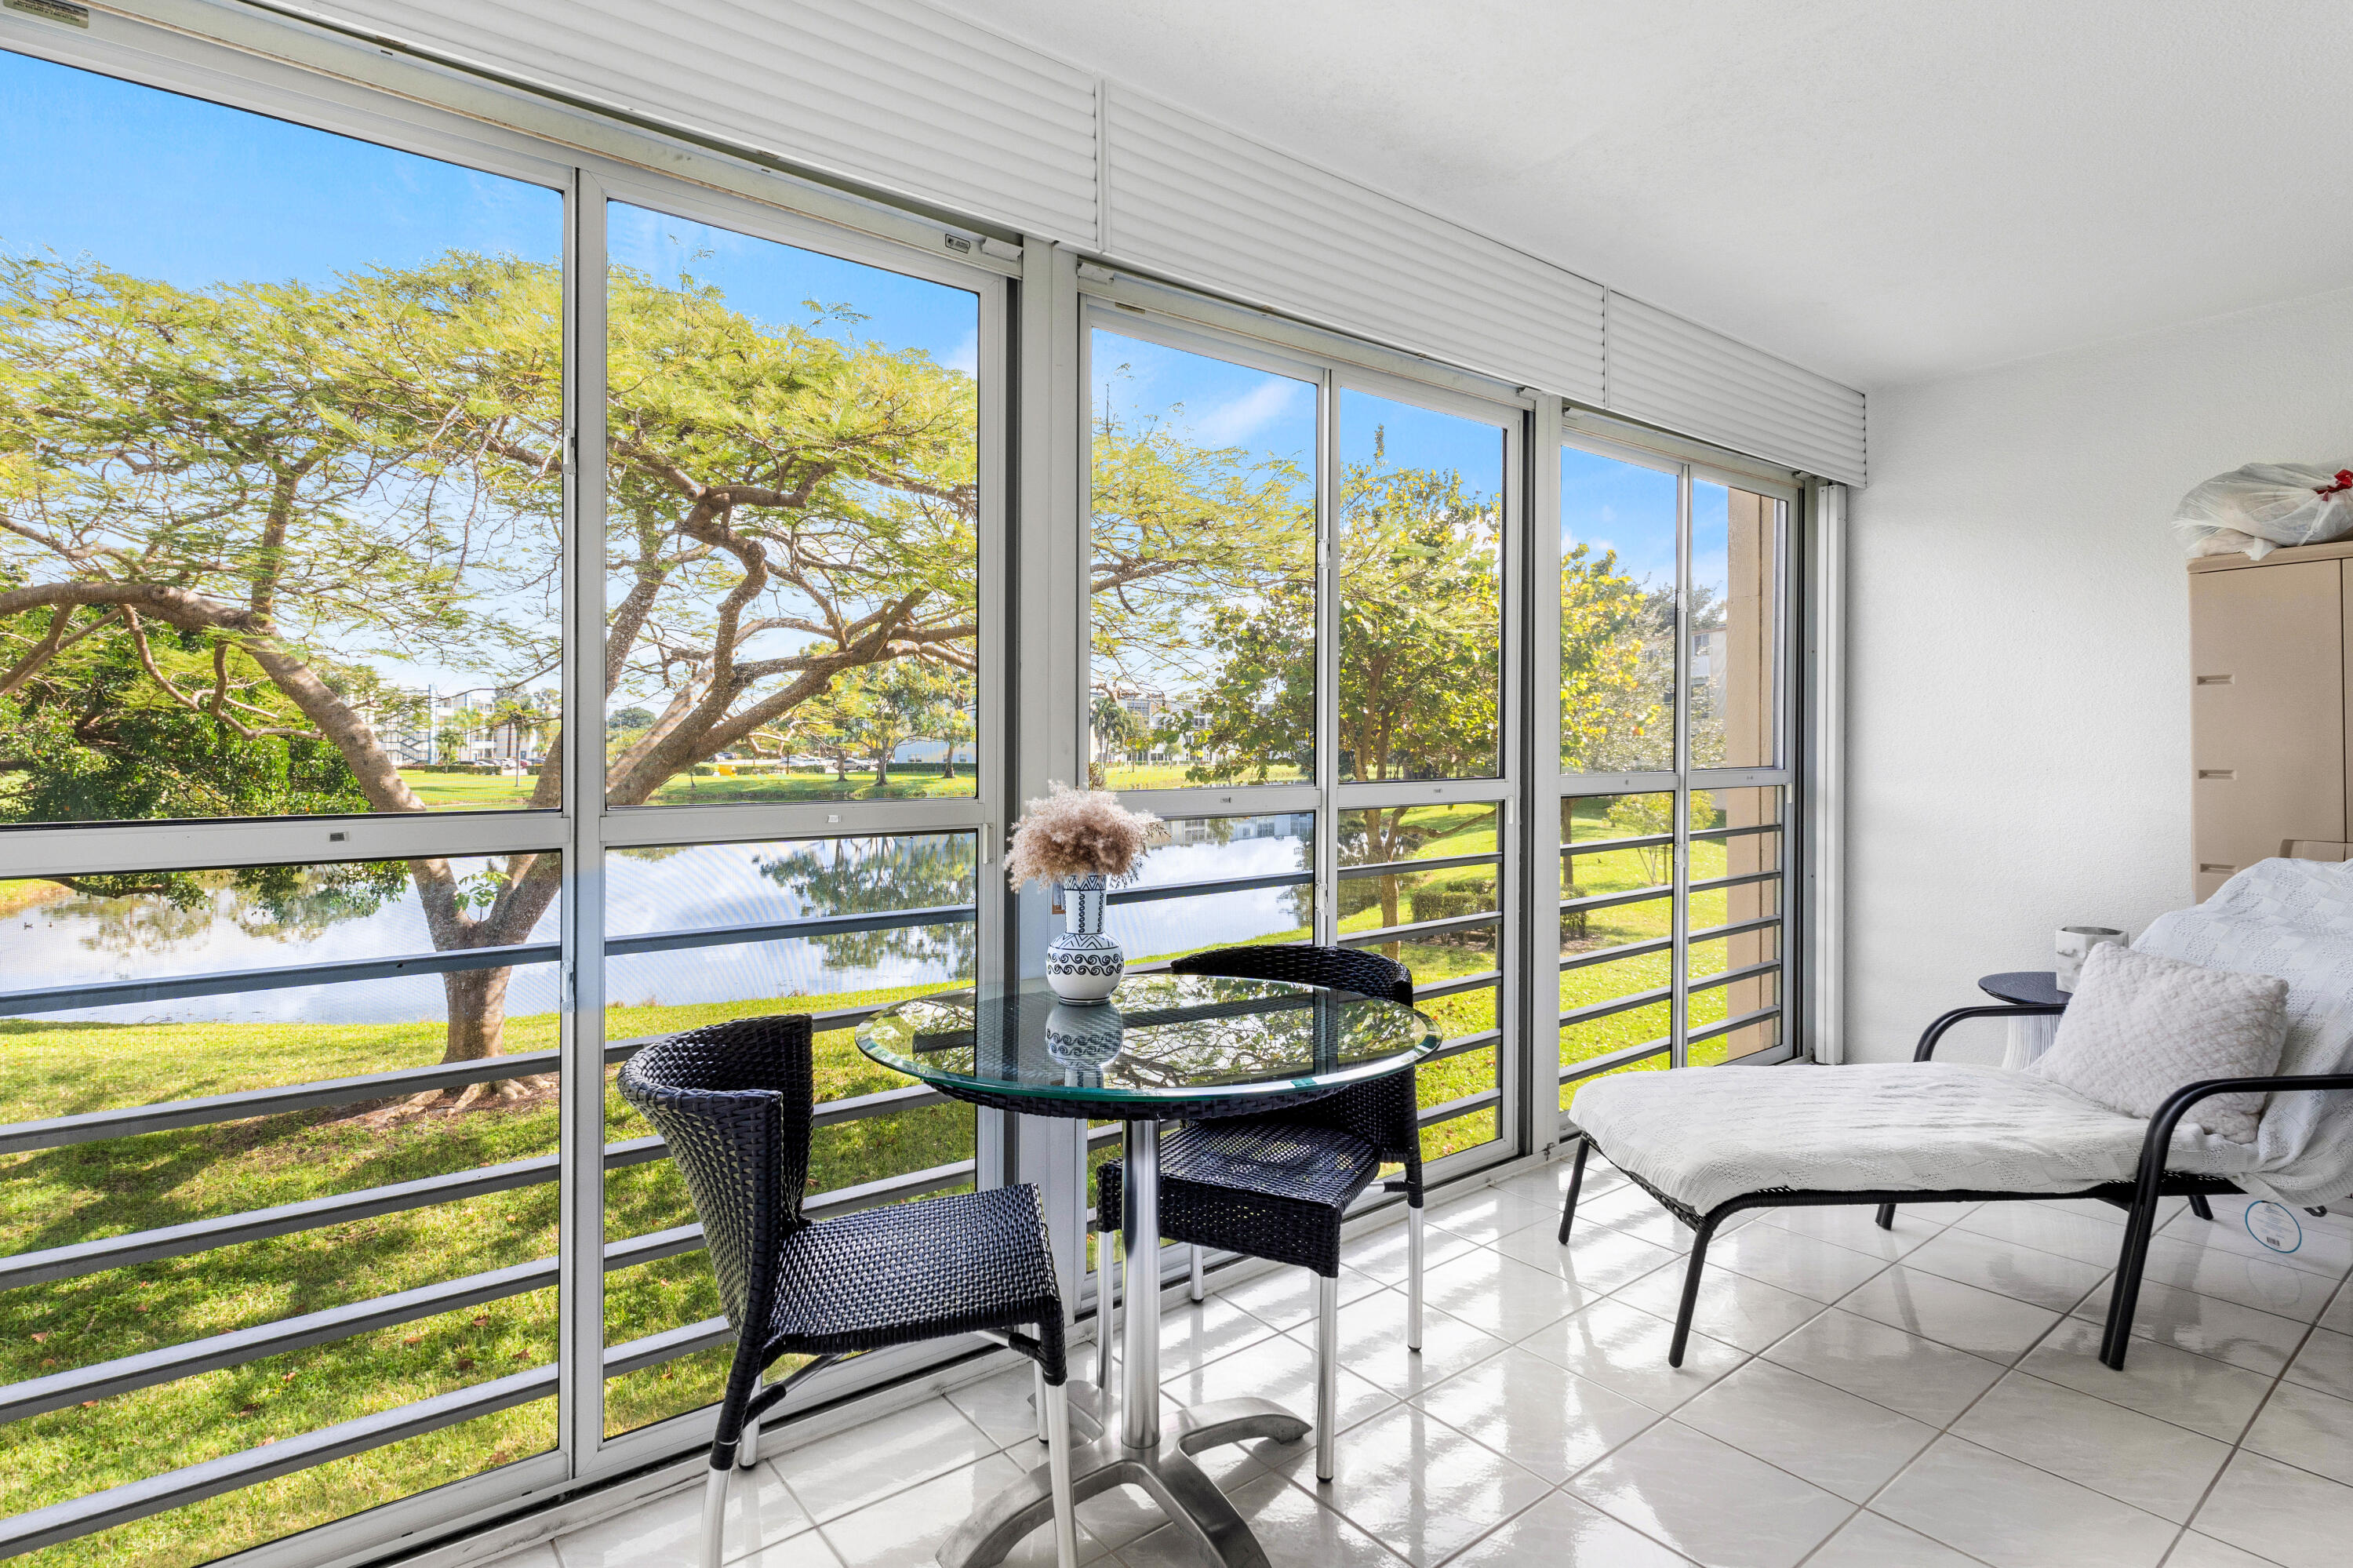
[1558,857,2353,1370]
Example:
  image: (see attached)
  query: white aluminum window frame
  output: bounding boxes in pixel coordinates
[0,8,1016,1561]
[1538,423,1802,1119]
[1075,287,1530,1195]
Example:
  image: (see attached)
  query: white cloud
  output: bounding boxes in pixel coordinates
[1190,378,1307,446]
[944,327,979,376]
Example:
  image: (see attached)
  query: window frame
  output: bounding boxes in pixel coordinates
[0,10,1016,1557]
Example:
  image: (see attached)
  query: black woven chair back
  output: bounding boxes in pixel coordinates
[617,1014,816,1336]
[1170,945,1423,1177]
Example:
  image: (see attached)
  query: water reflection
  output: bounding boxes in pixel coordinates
[4,831,1310,1025]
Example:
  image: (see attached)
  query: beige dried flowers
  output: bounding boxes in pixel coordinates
[1004,782,1166,889]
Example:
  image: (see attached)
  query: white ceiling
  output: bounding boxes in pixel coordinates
[943,0,2353,391]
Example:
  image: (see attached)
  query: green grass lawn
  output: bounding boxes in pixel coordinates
[0,984,969,1568]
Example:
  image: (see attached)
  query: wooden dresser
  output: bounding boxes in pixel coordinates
[2188,538,2353,900]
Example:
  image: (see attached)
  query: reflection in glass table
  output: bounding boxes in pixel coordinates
[858,974,1437,1568]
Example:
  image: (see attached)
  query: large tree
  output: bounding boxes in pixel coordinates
[0,249,980,1076]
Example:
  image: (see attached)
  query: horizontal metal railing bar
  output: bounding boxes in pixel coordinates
[0,1362,558,1555]
[1413,970,1500,1001]
[0,1260,556,1426]
[1689,915,1782,944]
[0,941,562,1020]
[1416,1087,1500,1127]
[0,1050,563,1156]
[1560,832,1674,856]
[606,1221,707,1272]
[1337,911,1500,948]
[0,1157,562,1292]
[1559,986,1671,1028]
[0,1006,911,1159]
[1686,961,1784,998]
[1106,871,1312,905]
[1558,934,1673,973]
[1688,821,1782,843]
[1558,882,1672,915]
[603,1315,731,1379]
[1335,851,1500,880]
[1687,870,1781,896]
[1558,1037,1672,1084]
[1688,1005,1783,1046]
[603,904,973,957]
[1424,1029,1501,1064]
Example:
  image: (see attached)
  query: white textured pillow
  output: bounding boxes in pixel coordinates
[2028,942,2288,1142]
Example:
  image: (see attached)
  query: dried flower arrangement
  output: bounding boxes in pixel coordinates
[1004,782,1166,889]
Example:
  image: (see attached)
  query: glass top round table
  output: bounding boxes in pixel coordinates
[857,972,1438,1568]
[855,971,1439,1122]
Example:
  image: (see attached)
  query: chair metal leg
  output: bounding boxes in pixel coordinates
[1034,1362,1049,1445]
[1314,1272,1339,1482]
[1668,1217,1718,1368]
[1042,1377,1079,1568]
[1556,1135,1590,1245]
[2188,1194,2215,1222]
[1406,1199,1425,1352]
[1096,1229,1117,1402]
[738,1371,762,1467]
[699,1461,729,1568]
[1873,1202,1897,1231]
[2101,1189,2166,1370]
[1189,1243,1205,1303]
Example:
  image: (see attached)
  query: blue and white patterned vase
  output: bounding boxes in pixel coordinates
[1046,873,1124,1002]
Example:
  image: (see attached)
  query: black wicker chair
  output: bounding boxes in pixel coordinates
[1094,944,1423,1481]
[619,1015,1077,1568]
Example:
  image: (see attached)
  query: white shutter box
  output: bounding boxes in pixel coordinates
[1101,84,1607,407]
[304,0,1100,245]
[1604,293,1867,485]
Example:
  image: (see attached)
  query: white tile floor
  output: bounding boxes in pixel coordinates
[495,1161,2353,1568]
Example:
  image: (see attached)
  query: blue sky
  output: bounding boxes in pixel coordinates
[1092,329,1316,485]
[0,49,562,286]
[1340,387,1505,496]
[1562,445,1678,592]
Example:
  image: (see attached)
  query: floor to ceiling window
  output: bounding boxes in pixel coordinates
[1083,311,1523,1174]
[1552,438,1795,1104]
[0,21,1809,1567]
[0,42,574,1565]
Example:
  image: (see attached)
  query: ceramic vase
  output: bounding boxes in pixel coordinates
[1046,873,1124,1002]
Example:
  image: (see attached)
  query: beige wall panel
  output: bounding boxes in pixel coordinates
[2189,558,2344,900]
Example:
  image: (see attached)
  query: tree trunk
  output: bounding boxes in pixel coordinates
[440,964,514,1060]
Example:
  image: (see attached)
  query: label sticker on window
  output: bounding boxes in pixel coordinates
[2244,1200,2302,1255]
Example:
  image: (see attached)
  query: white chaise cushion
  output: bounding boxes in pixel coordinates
[1570,1062,2255,1218]
[2027,943,2288,1143]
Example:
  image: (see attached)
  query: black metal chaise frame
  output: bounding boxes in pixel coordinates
[1558,1000,2353,1371]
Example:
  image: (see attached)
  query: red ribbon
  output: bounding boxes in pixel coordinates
[2319,469,2353,497]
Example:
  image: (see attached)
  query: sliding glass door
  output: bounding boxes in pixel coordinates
[1083,310,1523,1184]
[1550,435,1795,1111]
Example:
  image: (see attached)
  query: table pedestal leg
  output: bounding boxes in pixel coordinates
[961,1119,1310,1568]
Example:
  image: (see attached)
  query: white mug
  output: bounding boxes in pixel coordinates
[2054,926,2127,992]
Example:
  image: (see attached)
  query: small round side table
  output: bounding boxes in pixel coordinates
[1910,971,2070,1068]
[1979,972,2069,1069]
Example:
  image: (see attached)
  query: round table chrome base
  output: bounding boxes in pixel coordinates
[939,1398,1311,1568]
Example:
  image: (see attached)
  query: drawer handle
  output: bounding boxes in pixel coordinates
[2195,674,2234,686]
[2200,864,2235,874]
[2198,769,2236,780]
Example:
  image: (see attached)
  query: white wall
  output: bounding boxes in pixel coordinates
[1843,285,2353,1064]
